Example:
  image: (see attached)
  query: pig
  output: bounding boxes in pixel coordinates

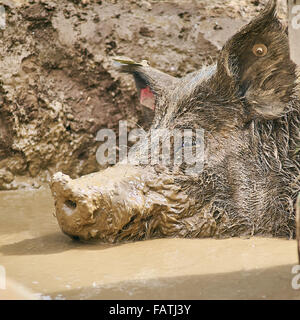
[51,0,300,242]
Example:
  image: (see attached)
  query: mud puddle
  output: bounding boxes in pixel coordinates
[0,187,299,300]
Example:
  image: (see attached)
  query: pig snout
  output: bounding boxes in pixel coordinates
[50,164,207,242]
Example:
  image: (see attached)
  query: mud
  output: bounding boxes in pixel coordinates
[0,279,38,300]
[0,187,300,300]
[0,0,284,190]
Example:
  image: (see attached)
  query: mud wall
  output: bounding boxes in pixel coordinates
[0,0,276,190]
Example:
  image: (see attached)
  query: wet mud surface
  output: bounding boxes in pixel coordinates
[0,188,299,300]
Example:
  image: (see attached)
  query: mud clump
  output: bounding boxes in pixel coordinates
[0,0,279,189]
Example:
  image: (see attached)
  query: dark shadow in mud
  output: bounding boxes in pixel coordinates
[48,264,300,300]
[0,233,117,256]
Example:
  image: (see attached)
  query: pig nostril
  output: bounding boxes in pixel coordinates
[65,200,77,209]
[63,200,77,216]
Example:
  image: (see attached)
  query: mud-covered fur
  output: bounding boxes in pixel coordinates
[120,0,300,238]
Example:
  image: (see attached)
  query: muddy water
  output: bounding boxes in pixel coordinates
[0,187,300,300]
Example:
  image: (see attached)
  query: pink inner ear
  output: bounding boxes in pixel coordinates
[140,86,155,110]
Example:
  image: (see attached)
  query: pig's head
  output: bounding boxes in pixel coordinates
[51,0,300,242]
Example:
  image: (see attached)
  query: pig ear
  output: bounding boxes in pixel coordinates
[131,69,158,111]
[216,0,297,119]
[115,59,179,111]
[218,0,278,79]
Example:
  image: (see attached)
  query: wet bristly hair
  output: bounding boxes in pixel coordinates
[117,0,300,239]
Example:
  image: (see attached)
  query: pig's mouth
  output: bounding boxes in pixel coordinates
[50,164,217,242]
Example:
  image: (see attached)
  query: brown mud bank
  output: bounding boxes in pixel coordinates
[0,187,300,300]
[0,0,281,190]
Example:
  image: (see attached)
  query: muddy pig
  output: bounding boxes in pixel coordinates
[51,0,300,242]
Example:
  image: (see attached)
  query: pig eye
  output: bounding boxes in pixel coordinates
[252,44,268,57]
